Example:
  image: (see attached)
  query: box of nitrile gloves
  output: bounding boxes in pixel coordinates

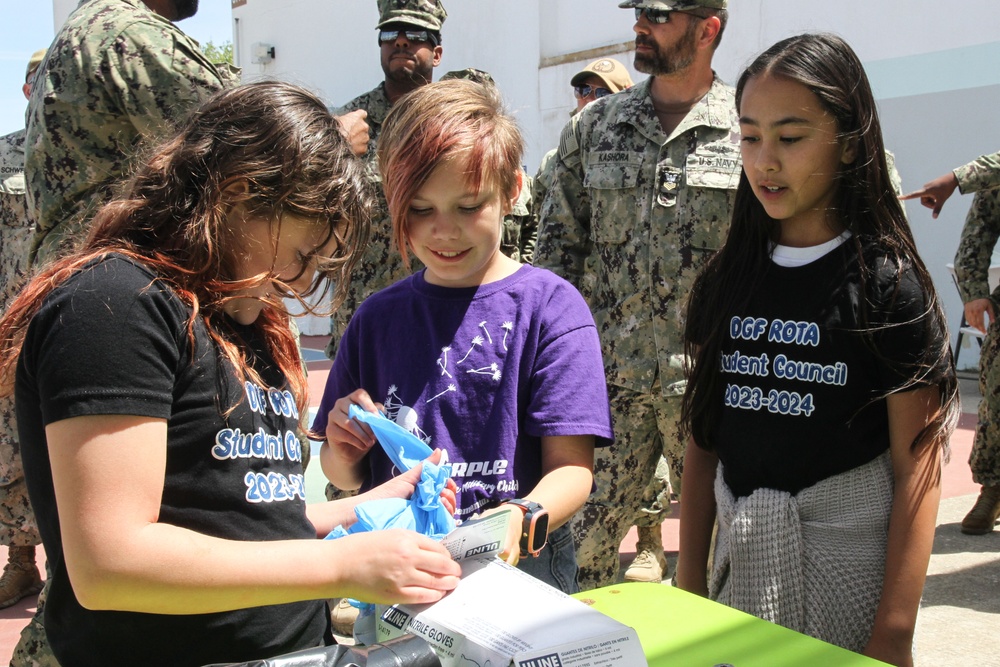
[375,512,647,667]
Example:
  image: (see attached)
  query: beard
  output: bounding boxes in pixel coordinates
[634,20,698,76]
[382,50,433,89]
[172,0,199,21]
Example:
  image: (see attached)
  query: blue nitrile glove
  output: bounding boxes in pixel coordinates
[348,405,433,471]
[324,407,457,626]
[325,406,456,541]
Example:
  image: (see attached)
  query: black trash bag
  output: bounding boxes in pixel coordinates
[202,634,442,667]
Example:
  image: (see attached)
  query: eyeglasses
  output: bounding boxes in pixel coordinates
[634,7,705,24]
[574,84,613,100]
[379,29,432,44]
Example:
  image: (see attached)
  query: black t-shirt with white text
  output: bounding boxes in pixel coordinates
[15,255,327,667]
[707,242,941,497]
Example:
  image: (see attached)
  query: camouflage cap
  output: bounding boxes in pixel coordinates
[618,0,726,9]
[570,58,633,93]
[26,49,47,80]
[376,0,447,32]
[440,68,496,87]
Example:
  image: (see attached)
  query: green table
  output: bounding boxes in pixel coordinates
[573,582,888,667]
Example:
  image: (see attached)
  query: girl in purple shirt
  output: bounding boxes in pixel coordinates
[315,80,613,593]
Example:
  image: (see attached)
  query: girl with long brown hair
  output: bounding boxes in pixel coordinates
[0,81,459,667]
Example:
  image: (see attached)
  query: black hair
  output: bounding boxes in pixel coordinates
[682,33,957,455]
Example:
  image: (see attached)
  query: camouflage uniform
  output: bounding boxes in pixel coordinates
[10,577,56,667]
[15,2,236,662]
[954,186,1000,488]
[24,0,235,266]
[525,148,557,267]
[502,173,533,263]
[955,151,1000,195]
[0,130,40,550]
[326,83,419,364]
[534,75,740,590]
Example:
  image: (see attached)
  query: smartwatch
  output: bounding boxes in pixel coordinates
[504,499,549,558]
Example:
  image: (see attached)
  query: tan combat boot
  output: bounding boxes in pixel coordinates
[624,525,668,583]
[0,545,43,609]
[961,485,1000,535]
[330,597,360,637]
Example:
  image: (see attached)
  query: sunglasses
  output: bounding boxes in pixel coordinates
[634,7,702,24]
[574,84,613,100]
[379,29,432,44]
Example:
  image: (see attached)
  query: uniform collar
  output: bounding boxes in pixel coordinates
[617,74,734,144]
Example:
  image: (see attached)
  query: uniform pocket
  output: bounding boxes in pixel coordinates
[583,158,640,244]
[683,141,741,253]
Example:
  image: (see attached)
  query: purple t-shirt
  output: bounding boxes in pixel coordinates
[314,265,612,520]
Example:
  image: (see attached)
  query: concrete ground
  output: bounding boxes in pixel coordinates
[0,349,995,665]
[909,374,1000,667]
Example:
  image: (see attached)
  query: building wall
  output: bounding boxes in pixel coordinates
[53,0,74,27]
[50,1,1000,361]
[231,1,1000,361]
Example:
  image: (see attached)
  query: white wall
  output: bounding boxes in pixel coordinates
[53,0,74,28]
[52,0,999,361]
[232,1,1000,361]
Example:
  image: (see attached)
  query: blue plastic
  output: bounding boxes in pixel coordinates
[324,406,455,541]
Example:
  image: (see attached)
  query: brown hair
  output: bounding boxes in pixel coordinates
[377,78,523,267]
[0,81,373,417]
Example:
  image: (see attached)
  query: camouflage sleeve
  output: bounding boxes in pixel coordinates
[532,117,591,287]
[954,150,1000,195]
[885,149,903,197]
[107,23,227,137]
[500,173,531,262]
[953,187,1000,303]
[508,172,535,264]
[524,149,557,266]
[331,101,356,116]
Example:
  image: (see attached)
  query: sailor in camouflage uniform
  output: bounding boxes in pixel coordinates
[24,0,239,268]
[949,178,1000,535]
[0,50,47,618]
[325,0,447,364]
[14,2,238,663]
[528,58,634,282]
[534,0,738,590]
[902,150,1000,533]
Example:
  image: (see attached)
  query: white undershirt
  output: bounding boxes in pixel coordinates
[770,231,852,268]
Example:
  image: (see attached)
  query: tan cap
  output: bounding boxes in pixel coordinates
[376,0,447,32]
[570,58,633,93]
[26,49,47,81]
